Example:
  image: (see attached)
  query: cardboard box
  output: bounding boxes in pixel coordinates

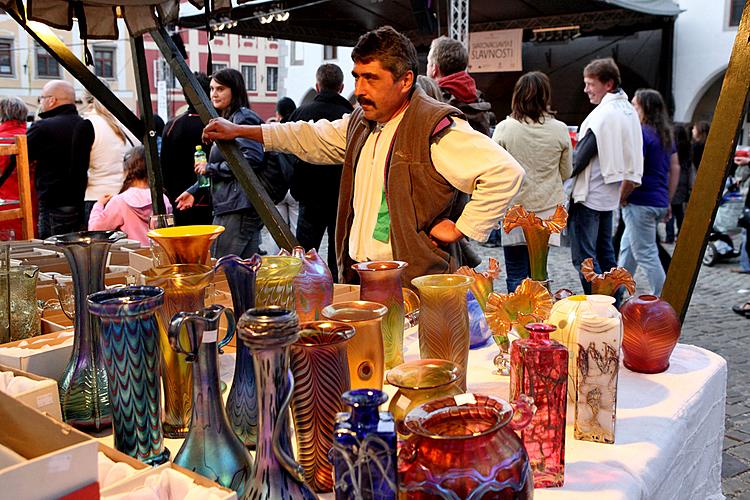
[0,330,74,379]
[41,309,73,335]
[0,391,99,500]
[333,283,360,304]
[128,248,154,273]
[0,363,62,420]
[100,462,237,499]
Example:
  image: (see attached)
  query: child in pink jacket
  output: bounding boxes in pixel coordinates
[88,146,172,246]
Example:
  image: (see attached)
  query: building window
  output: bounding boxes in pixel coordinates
[93,47,115,79]
[267,66,278,92]
[291,41,303,65]
[36,43,60,78]
[323,45,337,60]
[729,0,747,26]
[211,63,227,75]
[242,65,256,91]
[0,39,13,76]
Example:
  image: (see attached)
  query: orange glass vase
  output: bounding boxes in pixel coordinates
[321,301,387,390]
[620,294,681,374]
[146,225,224,264]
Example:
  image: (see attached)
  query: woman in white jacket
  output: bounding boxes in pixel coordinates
[492,71,573,292]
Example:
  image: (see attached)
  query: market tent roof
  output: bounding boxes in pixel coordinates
[177,0,681,46]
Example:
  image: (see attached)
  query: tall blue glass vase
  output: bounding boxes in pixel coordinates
[330,389,397,500]
[45,230,125,430]
[168,304,252,496]
[87,286,169,465]
[215,254,261,449]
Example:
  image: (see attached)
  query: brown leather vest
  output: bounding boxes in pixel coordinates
[335,87,465,287]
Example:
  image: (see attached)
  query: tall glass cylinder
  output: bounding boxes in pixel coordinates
[411,274,474,391]
[237,307,317,499]
[169,304,251,495]
[45,230,125,430]
[256,255,303,309]
[321,301,387,390]
[143,264,214,437]
[353,261,407,370]
[509,323,568,488]
[216,254,262,449]
[290,321,354,492]
[87,286,169,465]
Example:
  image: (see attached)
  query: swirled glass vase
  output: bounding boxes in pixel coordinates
[45,230,125,430]
[620,294,681,374]
[411,274,474,391]
[87,286,169,465]
[256,255,303,309]
[216,254,262,449]
[282,246,333,322]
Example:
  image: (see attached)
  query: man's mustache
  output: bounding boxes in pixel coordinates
[357,97,375,107]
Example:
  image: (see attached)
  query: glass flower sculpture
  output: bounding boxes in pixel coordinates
[503,204,567,283]
[580,258,636,297]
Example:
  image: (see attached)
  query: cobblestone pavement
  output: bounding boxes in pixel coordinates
[263,228,750,498]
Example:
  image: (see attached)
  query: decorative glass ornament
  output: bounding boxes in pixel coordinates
[620,294,681,374]
[503,204,567,283]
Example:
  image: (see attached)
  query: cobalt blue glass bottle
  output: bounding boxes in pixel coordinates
[330,389,397,500]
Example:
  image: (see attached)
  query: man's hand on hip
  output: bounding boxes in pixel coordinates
[429,219,464,246]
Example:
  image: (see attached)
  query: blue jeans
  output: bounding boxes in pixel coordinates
[212,210,264,259]
[568,203,617,295]
[503,245,530,293]
[618,204,668,295]
[38,204,82,239]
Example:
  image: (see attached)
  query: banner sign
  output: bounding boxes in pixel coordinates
[468,29,523,73]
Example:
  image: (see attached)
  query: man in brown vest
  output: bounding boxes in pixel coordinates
[203,26,524,286]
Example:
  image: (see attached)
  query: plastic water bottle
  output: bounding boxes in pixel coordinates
[195,145,210,188]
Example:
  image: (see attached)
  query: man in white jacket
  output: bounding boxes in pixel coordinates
[569,58,643,294]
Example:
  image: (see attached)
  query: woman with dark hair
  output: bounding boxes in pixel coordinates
[88,146,172,246]
[492,71,572,292]
[618,88,680,296]
[176,68,266,258]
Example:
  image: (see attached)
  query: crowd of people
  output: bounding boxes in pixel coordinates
[0,25,728,299]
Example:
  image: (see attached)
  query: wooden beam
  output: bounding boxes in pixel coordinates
[149,27,298,250]
[130,36,167,216]
[661,2,750,321]
[5,6,144,139]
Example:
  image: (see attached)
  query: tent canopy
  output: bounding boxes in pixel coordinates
[177,0,681,46]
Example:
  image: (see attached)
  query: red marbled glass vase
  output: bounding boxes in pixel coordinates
[620,294,681,374]
[509,322,568,488]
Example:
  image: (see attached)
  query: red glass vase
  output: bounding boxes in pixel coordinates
[509,322,567,488]
[398,393,534,499]
[620,294,681,374]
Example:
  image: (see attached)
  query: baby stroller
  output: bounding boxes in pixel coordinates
[703,185,745,266]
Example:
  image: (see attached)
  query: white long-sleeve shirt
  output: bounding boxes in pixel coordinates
[262,110,524,262]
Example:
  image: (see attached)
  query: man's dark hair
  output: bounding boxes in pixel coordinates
[276,97,296,121]
[429,36,468,76]
[211,68,250,119]
[351,26,418,87]
[316,63,344,92]
[583,57,621,89]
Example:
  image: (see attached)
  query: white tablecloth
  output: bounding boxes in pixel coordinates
[100,327,728,499]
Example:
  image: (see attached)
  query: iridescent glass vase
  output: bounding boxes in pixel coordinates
[321,301,387,390]
[146,225,225,264]
[87,286,169,465]
[353,261,406,369]
[573,295,622,444]
[143,264,214,437]
[398,394,534,498]
[412,274,474,391]
[386,359,462,437]
[237,307,317,499]
[216,254,262,449]
[330,389,397,500]
[283,246,333,322]
[256,255,303,309]
[169,304,251,495]
[621,294,681,374]
[45,230,126,430]
[0,265,41,342]
[290,320,354,492]
[510,323,568,488]
[503,205,567,284]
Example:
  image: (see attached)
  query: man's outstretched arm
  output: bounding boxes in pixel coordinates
[203,117,264,143]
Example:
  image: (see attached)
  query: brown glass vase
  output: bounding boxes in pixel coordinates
[353,261,407,369]
[620,294,681,374]
[321,300,387,390]
[143,264,214,437]
[411,274,474,391]
[290,320,354,492]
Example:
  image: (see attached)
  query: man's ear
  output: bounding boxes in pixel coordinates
[606,79,616,92]
[402,71,415,95]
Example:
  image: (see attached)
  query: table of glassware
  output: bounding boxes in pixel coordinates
[97,326,727,500]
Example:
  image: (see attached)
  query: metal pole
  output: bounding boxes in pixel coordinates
[149,27,297,250]
[130,36,167,216]
[662,2,750,321]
